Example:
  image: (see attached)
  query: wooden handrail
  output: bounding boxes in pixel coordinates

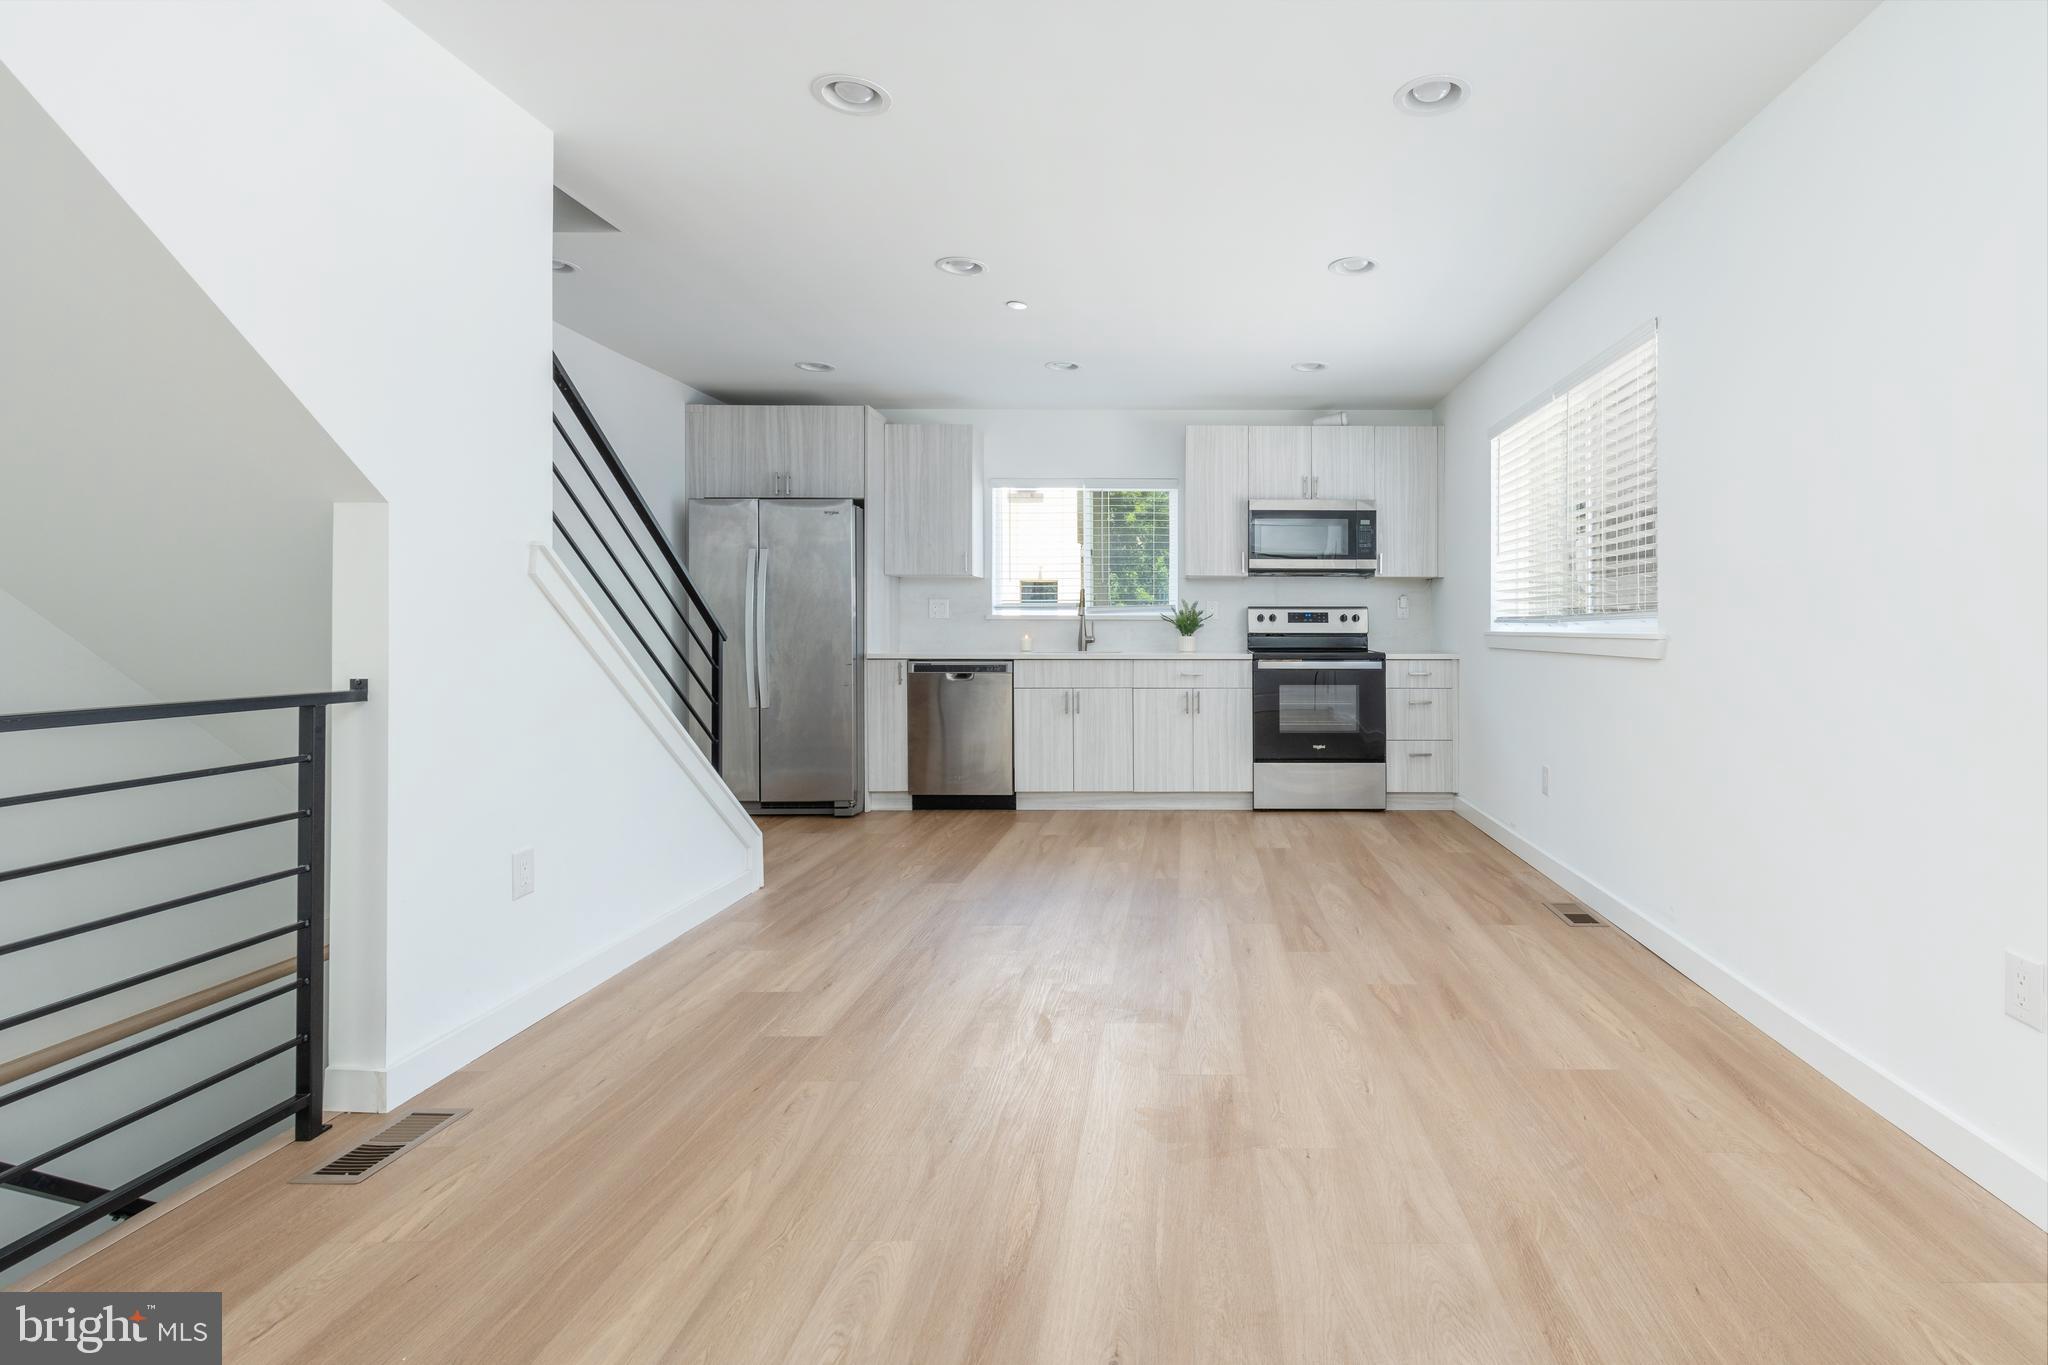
[0,948,325,1089]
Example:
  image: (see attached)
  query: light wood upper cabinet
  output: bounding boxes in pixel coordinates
[1247,426,1313,500]
[1375,426,1441,578]
[1311,426,1375,502]
[864,658,909,791]
[884,424,982,577]
[685,404,870,499]
[1183,426,1247,578]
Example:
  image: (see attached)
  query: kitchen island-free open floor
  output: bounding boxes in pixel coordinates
[37,811,2046,1363]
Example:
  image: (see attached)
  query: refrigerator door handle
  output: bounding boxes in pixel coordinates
[743,547,761,709]
[756,547,771,709]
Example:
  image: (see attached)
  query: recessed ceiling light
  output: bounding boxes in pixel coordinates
[1044,361,1080,372]
[1292,361,1327,373]
[794,361,835,373]
[935,256,987,276]
[1004,299,1029,310]
[1327,256,1377,276]
[1394,74,1469,116]
[551,259,577,273]
[811,74,891,115]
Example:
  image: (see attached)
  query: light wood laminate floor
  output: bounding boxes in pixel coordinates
[42,811,2047,1362]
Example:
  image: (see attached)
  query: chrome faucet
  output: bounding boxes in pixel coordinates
[1077,586,1096,652]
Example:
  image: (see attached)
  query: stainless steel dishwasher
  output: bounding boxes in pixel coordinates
[906,661,1014,809]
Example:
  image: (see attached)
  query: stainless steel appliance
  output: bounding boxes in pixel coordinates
[907,661,1014,808]
[685,498,863,816]
[1247,500,1377,575]
[1249,606,1386,810]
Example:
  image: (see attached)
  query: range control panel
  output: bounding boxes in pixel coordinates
[1246,607,1369,635]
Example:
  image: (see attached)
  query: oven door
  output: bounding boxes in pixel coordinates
[1252,656,1386,762]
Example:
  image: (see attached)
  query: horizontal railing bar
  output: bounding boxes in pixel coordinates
[0,754,307,810]
[0,1038,303,1191]
[0,866,307,958]
[0,810,306,885]
[554,518,716,738]
[0,1094,304,1272]
[0,952,310,1088]
[0,979,302,1110]
[0,680,367,734]
[0,922,305,1034]
[2,1164,153,1219]
[551,464,718,698]
[554,357,726,642]
[553,416,717,662]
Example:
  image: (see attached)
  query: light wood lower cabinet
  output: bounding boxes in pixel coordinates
[1013,688,1076,792]
[1387,741,1454,793]
[1131,688,1251,792]
[1015,687,1133,792]
[1386,688,1453,741]
[864,658,909,791]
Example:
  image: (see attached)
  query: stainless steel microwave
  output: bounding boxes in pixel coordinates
[1247,500,1377,575]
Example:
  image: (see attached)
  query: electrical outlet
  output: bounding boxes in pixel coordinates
[511,848,536,900]
[2007,952,2046,1031]
[927,598,950,619]
[1541,765,1550,796]
[1396,593,1410,620]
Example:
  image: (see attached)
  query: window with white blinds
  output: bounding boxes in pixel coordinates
[1491,326,1659,626]
[990,483,1177,615]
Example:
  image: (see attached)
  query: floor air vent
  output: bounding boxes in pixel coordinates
[1545,901,1602,926]
[291,1108,469,1185]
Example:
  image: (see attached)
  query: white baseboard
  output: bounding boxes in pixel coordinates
[1454,797,2048,1229]
[1388,792,1455,810]
[1017,791,1252,811]
[327,867,759,1113]
[866,791,911,810]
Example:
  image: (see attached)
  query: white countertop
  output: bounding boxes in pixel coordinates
[866,649,1456,661]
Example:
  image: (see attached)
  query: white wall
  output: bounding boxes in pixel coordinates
[552,321,712,553]
[0,3,761,1112]
[0,62,376,715]
[880,407,1443,654]
[1437,0,2046,1221]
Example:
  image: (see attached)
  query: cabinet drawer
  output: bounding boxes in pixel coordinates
[1387,658,1457,689]
[1387,741,1454,793]
[1130,659,1250,689]
[1015,658,1132,689]
[1385,688,1454,741]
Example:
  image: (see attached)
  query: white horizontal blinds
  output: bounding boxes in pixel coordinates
[1086,489,1173,610]
[1569,333,1658,617]
[992,486,1082,610]
[1492,329,1659,623]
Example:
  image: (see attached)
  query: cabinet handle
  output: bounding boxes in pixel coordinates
[1407,666,1430,676]
[1407,697,1433,706]
[897,660,905,685]
[1195,691,1202,714]
[1181,691,1189,714]
[1073,690,1081,713]
[1410,751,1434,757]
[1300,475,1308,498]
[1062,690,1069,715]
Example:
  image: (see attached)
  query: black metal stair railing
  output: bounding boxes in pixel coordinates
[0,680,365,1274]
[551,354,725,768]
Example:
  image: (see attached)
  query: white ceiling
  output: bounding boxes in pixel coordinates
[394,0,1873,409]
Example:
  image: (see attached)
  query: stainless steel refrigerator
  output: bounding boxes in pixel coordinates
[684,498,864,816]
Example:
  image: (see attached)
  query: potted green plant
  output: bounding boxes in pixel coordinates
[1159,599,1213,653]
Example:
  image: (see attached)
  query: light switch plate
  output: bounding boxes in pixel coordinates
[2007,952,2045,1031]
[512,848,536,900]
[927,598,950,619]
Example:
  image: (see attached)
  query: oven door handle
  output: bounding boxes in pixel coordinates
[1255,660,1383,670]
